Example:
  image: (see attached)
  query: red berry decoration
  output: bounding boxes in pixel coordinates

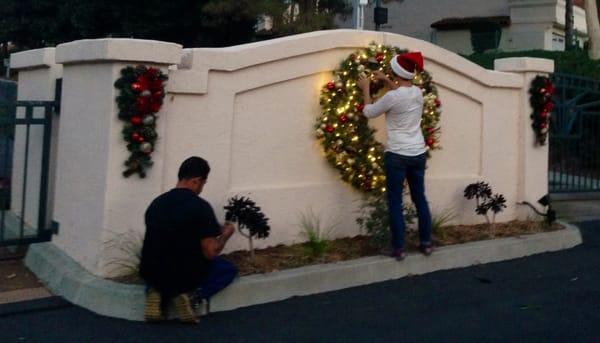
[530,75,553,145]
[150,102,162,113]
[115,65,168,178]
[375,53,385,62]
[136,97,149,113]
[326,81,336,90]
[131,116,142,125]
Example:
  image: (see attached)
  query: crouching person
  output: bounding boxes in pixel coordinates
[139,156,238,323]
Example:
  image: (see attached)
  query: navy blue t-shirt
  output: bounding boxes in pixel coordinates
[139,188,221,297]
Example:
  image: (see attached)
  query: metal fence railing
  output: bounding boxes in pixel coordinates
[549,73,600,194]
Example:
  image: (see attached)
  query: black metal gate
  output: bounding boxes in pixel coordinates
[0,79,60,246]
[549,73,600,194]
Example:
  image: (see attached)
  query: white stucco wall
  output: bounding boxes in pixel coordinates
[13,30,553,277]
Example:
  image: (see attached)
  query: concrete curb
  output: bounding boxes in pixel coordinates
[25,221,582,321]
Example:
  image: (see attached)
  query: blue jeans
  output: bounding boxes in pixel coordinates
[384,152,432,249]
[195,257,238,300]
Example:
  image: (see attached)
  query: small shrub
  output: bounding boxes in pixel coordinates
[224,195,270,259]
[101,230,144,277]
[356,194,416,248]
[297,209,337,258]
[431,208,456,239]
[464,181,507,226]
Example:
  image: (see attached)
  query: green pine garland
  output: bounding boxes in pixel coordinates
[529,75,554,146]
[114,65,168,178]
[316,43,442,194]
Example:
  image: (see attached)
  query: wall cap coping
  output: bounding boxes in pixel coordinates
[10,48,56,70]
[494,57,555,73]
[169,29,523,95]
[55,39,182,65]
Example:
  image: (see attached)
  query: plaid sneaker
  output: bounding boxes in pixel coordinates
[174,293,199,324]
[144,288,165,322]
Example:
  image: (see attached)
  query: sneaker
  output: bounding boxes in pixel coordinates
[144,288,165,322]
[390,248,406,261]
[174,293,199,324]
[418,244,433,256]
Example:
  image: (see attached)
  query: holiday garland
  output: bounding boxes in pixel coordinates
[316,43,442,194]
[114,65,168,178]
[529,75,555,145]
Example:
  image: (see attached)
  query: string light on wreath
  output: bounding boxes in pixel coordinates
[529,75,554,145]
[114,65,167,178]
[316,43,442,193]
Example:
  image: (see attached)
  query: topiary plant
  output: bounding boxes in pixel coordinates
[464,181,507,226]
[224,196,270,259]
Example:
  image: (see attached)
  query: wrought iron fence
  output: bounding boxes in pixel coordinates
[549,73,600,194]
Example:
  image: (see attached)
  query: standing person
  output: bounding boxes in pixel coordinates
[139,156,238,323]
[357,52,433,261]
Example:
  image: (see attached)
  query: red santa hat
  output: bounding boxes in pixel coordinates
[390,52,424,79]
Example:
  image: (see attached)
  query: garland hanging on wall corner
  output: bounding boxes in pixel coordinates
[114,65,168,178]
[529,75,554,146]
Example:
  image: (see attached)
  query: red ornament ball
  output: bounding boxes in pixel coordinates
[540,111,549,119]
[540,122,548,129]
[435,99,442,107]
[426,138,435,147]
[132,132,141,141]
[326,81,336,90]
[339,114,348,123]
[136,97,149,112]
[375,53,385,62]
[356,103,365,112]
[325,125,335,133]
[150,102,162,113]
[131,116,143,125]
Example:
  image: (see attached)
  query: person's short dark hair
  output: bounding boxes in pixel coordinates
[178,156,210,180]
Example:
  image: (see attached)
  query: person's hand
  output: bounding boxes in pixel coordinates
[372,70,388,82]
[357,74,370,91]
[222,222,235,237]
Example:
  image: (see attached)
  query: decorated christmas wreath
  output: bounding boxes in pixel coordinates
[529,75,555,146]
[114,65,168,178]
[316,43,442,194]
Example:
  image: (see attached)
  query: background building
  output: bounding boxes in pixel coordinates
[340,0,588,54]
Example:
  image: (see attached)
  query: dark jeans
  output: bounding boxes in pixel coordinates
[145,257,237,300]
[384,151,432,249]
[195,257,238,300]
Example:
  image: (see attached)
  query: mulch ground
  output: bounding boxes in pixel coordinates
[110,220,564,283]
[225,220,564,276]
